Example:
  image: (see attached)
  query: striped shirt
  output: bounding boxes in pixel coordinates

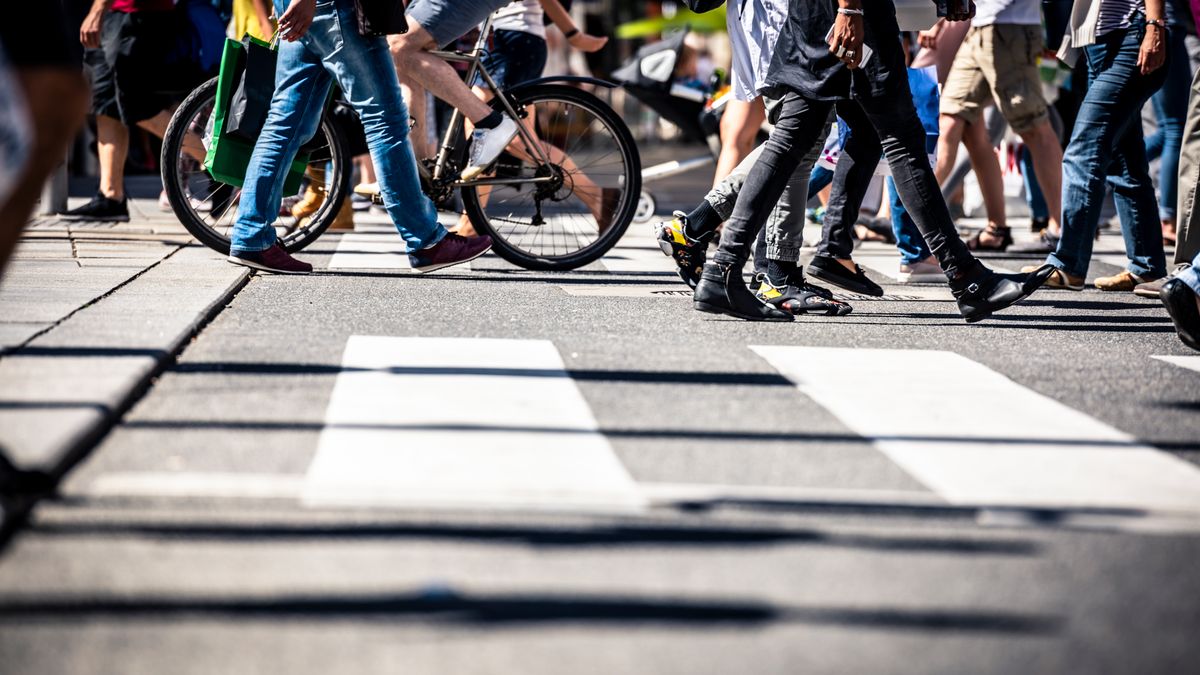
[1097,0,1143,36]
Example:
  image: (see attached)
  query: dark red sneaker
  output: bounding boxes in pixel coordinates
[227,243,313,274]
[409,232,492,273]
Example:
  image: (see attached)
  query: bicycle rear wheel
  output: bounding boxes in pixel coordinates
[160,77,351,255]
[460,84,641,271]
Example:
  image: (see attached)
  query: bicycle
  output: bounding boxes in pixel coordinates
[161,16,641,271]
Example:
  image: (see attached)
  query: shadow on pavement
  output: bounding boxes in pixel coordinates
[29,520,1041,556]
[0,590,1063,634]
[116,418,1200,453]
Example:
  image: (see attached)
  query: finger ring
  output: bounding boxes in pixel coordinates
[846,50,856,58]
[836,46,846,58]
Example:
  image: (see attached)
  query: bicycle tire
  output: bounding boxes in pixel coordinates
[460,84,641,271]
[160,77,352,255]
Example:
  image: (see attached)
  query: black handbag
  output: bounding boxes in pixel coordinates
[223,36,277,142]
[353,0,408,37]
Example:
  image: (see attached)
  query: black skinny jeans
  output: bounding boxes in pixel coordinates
[714,91,980,283]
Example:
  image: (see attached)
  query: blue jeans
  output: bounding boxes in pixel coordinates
[885,177,933,265]
[1182,250,1200,295]
[1047,19,1168,280]
[231,0,445,254]
[1021,147,1049,221]
[1143,24,1190,221]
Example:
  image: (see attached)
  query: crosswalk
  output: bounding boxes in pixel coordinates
[85,336,1200,520]
[302,336,643,510]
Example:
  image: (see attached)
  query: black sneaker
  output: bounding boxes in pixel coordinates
[59,192,129,222]
[807,254,884,297]
[654,211,709,289]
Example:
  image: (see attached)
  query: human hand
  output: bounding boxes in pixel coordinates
[278,0,315,42]
[1138,24,1166,75]
[80,7,104,49]
[568,32,608,53]
[829,7,865,69]
[918,19,945,50]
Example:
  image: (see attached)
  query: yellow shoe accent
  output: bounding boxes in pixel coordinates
[756,279,783,302]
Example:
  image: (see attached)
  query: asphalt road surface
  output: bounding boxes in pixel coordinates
[2,217,1199,674]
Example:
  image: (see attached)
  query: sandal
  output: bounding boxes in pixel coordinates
[966,225,1013,252]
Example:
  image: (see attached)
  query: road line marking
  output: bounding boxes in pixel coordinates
[1153,355,1200,374]
[328,233,414,270]
[86,472,305,500]
[303,336,644,511]
[752,345,1200,512]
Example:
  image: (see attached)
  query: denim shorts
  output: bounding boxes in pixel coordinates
[472,30,547,89]
[407,0,510,48]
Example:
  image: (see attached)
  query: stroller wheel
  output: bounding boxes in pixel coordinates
[634,190,657,224]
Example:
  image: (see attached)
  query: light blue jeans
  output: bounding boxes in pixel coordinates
[1181,250,1200,295]
[1047,17,1168,280]
[231,0,445,254]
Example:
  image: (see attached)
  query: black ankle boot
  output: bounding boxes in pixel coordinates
[953,264,1055,323]
[694,262,793,322]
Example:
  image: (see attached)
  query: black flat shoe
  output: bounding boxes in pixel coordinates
[954,264,1054,323]
[807,254,884,297]
[1160,278,1200,352]
[694,262,793,322]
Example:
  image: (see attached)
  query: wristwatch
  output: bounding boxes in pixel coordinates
[1146,19,1168,31]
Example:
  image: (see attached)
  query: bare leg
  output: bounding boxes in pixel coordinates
[934,112,967,185]
[96,114,129,200]
[401,82,432,160]
[0,69,89,278]
[1017,119,1063,235]
[389,19,493,125]
[714,98,765,187]
[961,115,1006,234]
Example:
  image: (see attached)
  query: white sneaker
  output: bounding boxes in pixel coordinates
[461,117,518,181]
[897,258,944,284]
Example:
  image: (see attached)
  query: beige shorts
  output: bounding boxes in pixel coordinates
[940,24,1049,133]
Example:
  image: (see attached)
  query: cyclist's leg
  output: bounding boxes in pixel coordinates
[389,2,503,125]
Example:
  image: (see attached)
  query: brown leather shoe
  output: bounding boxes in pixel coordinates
[1020,265,1084,291]
[1095,270,1157,292]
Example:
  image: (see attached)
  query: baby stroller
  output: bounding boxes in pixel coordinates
[613,29,734,223]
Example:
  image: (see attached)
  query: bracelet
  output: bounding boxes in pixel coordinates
[1146,19,1167,31]
[837,8,864,16]
[563,28,579,38]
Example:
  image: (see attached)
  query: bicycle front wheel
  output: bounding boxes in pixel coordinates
[160,77,351,255]
[460,84,641,271]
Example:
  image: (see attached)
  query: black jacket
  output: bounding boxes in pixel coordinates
[764,0,910,102]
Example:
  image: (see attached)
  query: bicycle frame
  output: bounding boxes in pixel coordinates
[426,15,555,187]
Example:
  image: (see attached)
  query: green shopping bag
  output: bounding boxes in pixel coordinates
[204,36,307,194]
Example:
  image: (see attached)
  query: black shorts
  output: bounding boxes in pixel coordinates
[0,0,81,68]
[87,9,198,124]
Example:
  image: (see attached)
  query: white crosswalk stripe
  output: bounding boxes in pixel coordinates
[328,232,413,270]
[753,345,1200,513]
[302,336,644,511]
[1153,355,1200,374]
